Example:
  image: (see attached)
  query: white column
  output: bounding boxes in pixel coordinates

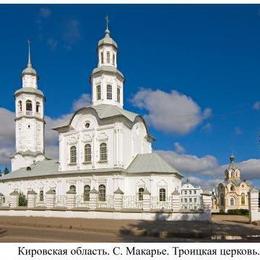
[114,188,124,210]
[27,190,37,208]
[9,191,19,208]
[201,193,212,212]
[142,189,151,211]
[66,190,76,209]
[171,190,181,212]
[45,189,56,208]
[249,188,259,223]
[89,188,98,210]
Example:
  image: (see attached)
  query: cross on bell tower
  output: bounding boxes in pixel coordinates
[90,17,125,108]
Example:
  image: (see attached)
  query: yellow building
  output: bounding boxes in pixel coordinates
[217,155,251,213]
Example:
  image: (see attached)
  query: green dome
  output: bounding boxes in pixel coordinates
[22,66,37,76]
[98,31,118,49]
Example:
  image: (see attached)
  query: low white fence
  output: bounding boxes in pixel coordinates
[0,192,211,221]
[249,188,260,222]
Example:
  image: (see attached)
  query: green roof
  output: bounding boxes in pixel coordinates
[0,153,182,181]
[127,153,182,177]
[0,159,123,181]
[98,32,118,48]
[91,66,124,79]
[15,87,44,97]
[53,104,139,130]
[94,104,137,122]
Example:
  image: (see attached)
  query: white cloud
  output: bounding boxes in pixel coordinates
[158,149,260,189]
[253,101,260,110]
[63,19,81,49]
[158,150,218,173]
[132,89,211,134]
[72,94,91,111]
[174,142,185,154]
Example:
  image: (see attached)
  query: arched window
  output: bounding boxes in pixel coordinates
[230,197,235,206]
[36,102,40,113]
[101,52,104,64]
[70,146,77,164]
[83,185,90,201]
[241,193,246,205]
[138,188,144,201]
[107,85,112,100]
[117,87,120,103]
[106,51,110,63]
[18,100,22,112]
[26,100,32,112]
[69,185,76,192]
[84,144,91,163]
[99,184,106,201]
[96,85,101,100]
[112,54,115,65]
[220,194,225,206]
[39,190,44,201]
[159,188,166,202]
[230,185,235,192]
[100,143,107,162]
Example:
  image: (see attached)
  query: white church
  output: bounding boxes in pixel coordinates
[0,23,211,220]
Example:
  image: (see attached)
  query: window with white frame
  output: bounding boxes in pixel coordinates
[101,52,104,64]
[138,187,144,201]
[99,184,106,201]
[159,188,166,201]
[100,143,107,162]
[107,85,112,100]
[69,185,76,192]
[39,190,44,201]
[26,100,32,112]
[36,102,40,113]
[96,85,101,100]
[107,51,110,63]
[84,185,90,201]
[18,100,22,112]
[84,144,91,163]
[117,87,120,103]
[70,146,77,164]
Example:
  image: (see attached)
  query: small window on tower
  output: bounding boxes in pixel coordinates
[36,102,40,113]
[112,54,115,65]
[107,51,110,63]
[26,100,32,112]
[101,52,104,64]
[117,87,120,103]
[18,101,22,112]
[107,85,112,100]
[96,85,101,100]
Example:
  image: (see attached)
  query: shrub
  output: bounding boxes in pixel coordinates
[18,192,27,207]
[227,209,249,216]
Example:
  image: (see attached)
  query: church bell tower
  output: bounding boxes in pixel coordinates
[90,17,125,108]
[11,41,45,171]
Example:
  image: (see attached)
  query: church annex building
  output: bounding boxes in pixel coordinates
[0,23,213,221]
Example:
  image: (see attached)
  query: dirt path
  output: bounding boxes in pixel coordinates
[0,215,260,242]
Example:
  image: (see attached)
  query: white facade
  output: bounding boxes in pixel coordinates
[181,182,203,210]
[0,24,199,218]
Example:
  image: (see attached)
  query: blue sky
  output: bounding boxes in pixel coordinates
[0,4,260,188]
